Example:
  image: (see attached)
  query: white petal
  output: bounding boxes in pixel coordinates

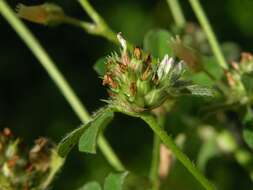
[157,54,169,80]
[164,57,174,75]
[117,32,127,52]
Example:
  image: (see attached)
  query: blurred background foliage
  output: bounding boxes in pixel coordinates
[1,0,253,189]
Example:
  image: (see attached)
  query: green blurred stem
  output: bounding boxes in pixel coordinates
[141,114,215,190]
[0,0,124,173]
[188,0,228,69]
[150,135,160,190]
[166,0,186,27]
[149,117,165,190]
[78,0,118,44]
[39,151,65,189]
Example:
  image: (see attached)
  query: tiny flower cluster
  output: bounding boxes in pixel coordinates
[0,128,58,190]
[225,52,253,104]
[102,34,214,113]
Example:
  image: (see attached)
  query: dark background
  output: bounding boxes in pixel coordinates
[1,0,253,189]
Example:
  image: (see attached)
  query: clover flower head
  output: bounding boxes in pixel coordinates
[102,34,214,113]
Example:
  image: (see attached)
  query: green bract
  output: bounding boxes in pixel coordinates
[102,34,214,113]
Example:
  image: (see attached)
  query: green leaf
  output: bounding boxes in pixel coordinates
[221,42,241,61]
[243,106,253,125]
[185,85,216,97]
[78,108,114,153]
[203,56,224,80]
[242,74,253,95]
[57,123,88,157]
[176,84,215,97]
[78,182,102,190]
[121,173,151,190]
[197,139,220,172]
[58,107,114,157]
[78,172,150,190]
[104,172,128,190]
[240,107,253,151]
[94,57,107,76]
[143,29,173,59]
[243,127,253,150]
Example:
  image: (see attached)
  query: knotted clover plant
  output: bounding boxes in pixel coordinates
[58,34,216,190]
[4,0,253,189]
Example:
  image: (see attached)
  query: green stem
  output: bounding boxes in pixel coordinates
[98,134,125,171]
[0,0,124,172]
[149,117,165,190]
[166,0,186,27]
[141,114,215,190]
[78,0,118,44]
[39,151,65,189]
[188,0,228,70]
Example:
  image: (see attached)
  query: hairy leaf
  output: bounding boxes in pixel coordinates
[58,107,114,157]
[58,123,88,157]
[185,85,215,97]
[78,108,114,153]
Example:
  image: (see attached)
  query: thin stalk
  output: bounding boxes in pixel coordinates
[188,0,228,70]
[150,135,160,190]
[141,114,215,190]
[0,0,124,172]
[166,0,186,27]
[149,117,165,190]
[39,151,65,189]
[78,0,118,44]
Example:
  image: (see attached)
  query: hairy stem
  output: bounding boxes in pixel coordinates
[166,0,186,27]
[141,114,215,190]
[188,0,228,69]
[0,0,124,174]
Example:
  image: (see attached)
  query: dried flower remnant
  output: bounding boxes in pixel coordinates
[183,23,211,54]
[171,36,202,72]
[16,3,68,26]
[103,34,215,113]
[239,52,253,74]
[222,52,253,104]
[0,129,62,190]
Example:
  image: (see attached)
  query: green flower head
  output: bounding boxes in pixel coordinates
[102,33,214,113]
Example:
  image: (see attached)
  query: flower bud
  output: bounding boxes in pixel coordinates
[171,36,202,72]
[239,52,253,74]
[16,3,67,26]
